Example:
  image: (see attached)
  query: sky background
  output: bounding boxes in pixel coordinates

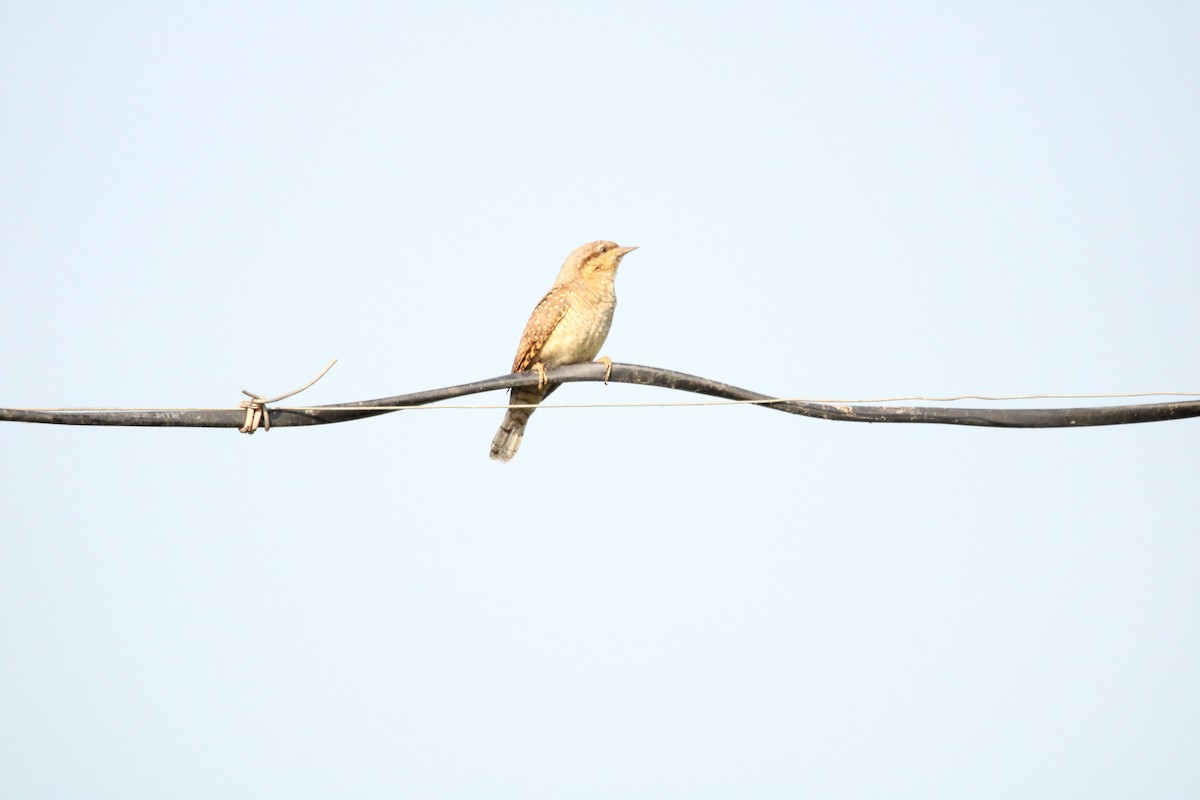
[2,2,1199,797]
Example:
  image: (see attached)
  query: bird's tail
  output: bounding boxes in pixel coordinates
[490,406,531,462]
[489,386,553,462]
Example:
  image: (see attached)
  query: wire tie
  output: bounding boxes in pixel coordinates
[238,359,338,434]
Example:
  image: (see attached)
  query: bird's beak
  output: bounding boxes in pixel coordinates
[615,245,639,257]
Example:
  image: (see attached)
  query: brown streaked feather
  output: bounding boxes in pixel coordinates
[511,285,572,372]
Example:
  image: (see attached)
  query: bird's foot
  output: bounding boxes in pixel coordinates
[596,355,613,384]
[532,362,548,390]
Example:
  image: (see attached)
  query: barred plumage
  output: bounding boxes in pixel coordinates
[489,240,637,462]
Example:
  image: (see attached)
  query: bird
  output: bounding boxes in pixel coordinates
[489,240,638,462]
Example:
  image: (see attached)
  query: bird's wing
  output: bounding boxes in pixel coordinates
[511,285,572,372]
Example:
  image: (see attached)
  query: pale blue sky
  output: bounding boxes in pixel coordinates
[2,3,1199,797]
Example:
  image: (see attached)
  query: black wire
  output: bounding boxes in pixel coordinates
[3,362,1199,430]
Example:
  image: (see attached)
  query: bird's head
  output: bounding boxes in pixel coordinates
[555,240,638,284]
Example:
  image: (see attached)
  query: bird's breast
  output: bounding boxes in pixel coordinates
[537,282,616,366]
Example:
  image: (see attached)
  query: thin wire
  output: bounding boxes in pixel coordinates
[18,389,1200,414]
[286,390,1200,411]
[241,358,338,405]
